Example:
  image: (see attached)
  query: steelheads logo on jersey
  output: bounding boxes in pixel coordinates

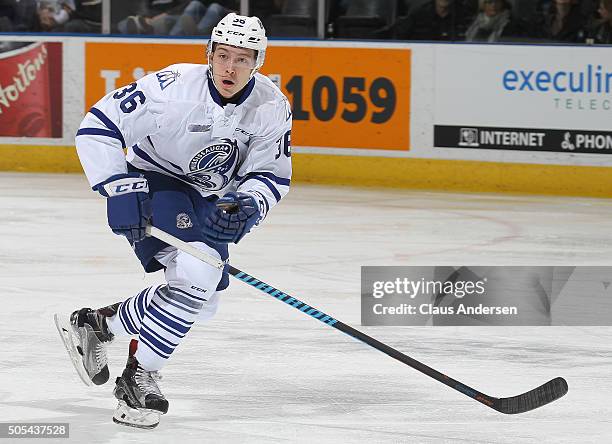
[187,139,239,191]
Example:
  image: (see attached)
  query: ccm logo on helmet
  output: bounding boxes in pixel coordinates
[227,30,246,36]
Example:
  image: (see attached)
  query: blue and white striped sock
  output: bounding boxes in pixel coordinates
[135,285,206,371]
[106,285,205,371]
[106,285,160,337]
[104,242,222,371]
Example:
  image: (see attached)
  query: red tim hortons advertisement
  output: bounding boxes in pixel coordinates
[0,41,63,138]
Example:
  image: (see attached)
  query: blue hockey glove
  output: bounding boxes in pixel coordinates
[96,173,152,243]
[203,192,260,244]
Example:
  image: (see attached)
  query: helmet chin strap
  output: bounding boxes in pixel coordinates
[248,67,259,80]
[208,62,221,92]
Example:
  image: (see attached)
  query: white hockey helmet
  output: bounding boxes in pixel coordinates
[207,13,268,77]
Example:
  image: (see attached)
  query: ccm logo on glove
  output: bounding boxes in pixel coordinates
[101,177,149,197]
[95,173,152,243]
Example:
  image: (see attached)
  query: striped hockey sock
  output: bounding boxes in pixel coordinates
[106,285,160,337]
[105,241,221,371]
[135,285,205,371]
[106,285,203,371]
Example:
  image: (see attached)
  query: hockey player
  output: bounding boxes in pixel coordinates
[54,13,292,429]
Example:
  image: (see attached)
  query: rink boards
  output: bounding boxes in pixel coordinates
[1,35,612,196]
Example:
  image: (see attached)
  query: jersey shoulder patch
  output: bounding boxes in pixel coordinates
[154,64,206,92]
[155,69,181,91]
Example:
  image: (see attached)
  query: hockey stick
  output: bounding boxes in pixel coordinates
[146,224,568,414]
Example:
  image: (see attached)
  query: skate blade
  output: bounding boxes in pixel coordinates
[53,313,93,387]
[113,400,160,429]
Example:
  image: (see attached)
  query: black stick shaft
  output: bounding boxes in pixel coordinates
[229,265,497,409]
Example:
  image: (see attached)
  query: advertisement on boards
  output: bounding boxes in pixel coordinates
[262,46,411,151]
[0,41,63,138]
[433,45,612,154]
[85,42,411,151]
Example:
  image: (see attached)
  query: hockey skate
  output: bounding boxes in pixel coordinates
[112,340,168,429]
[54,305,116,386]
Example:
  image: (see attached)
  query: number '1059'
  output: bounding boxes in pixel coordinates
[285,75,396,124]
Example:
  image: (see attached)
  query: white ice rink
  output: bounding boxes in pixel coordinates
[1,172,611,443]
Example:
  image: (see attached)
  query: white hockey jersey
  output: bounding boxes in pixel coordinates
[76,64,292,221]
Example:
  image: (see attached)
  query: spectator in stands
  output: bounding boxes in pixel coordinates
[326,0,349,35]
[462,0,479,17]
[532,0,586,42]
[249,0,283,29]
[465,0,521,42]
[35,1,69,32]
[34,0,101,33]
[118,0,187,34]
[0,16,9,34]
[581,0,601,21]
[171,1,237,35]
[396,0,469,41]
[0,0,86,33]
[0,0,39,32]
[587,0,612,42]
[59,0,101,33]
[0,0,16,33]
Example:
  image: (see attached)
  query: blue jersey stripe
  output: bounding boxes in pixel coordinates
[89,107,126,148]
[243,175,282,202]
[259,172,291,186]
[237,171,291,187]
[251,190,270,216]
[76,127,124,143]
[260,193,270,214]
[132,145,187,181]
[145,135,184,170]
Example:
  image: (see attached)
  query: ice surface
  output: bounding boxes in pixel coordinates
[0,172,610,443]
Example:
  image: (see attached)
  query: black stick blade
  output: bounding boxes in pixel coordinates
[493,377,568,414]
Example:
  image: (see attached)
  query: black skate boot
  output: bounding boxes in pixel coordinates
[54,303,117,386]
[113,339,168,429]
